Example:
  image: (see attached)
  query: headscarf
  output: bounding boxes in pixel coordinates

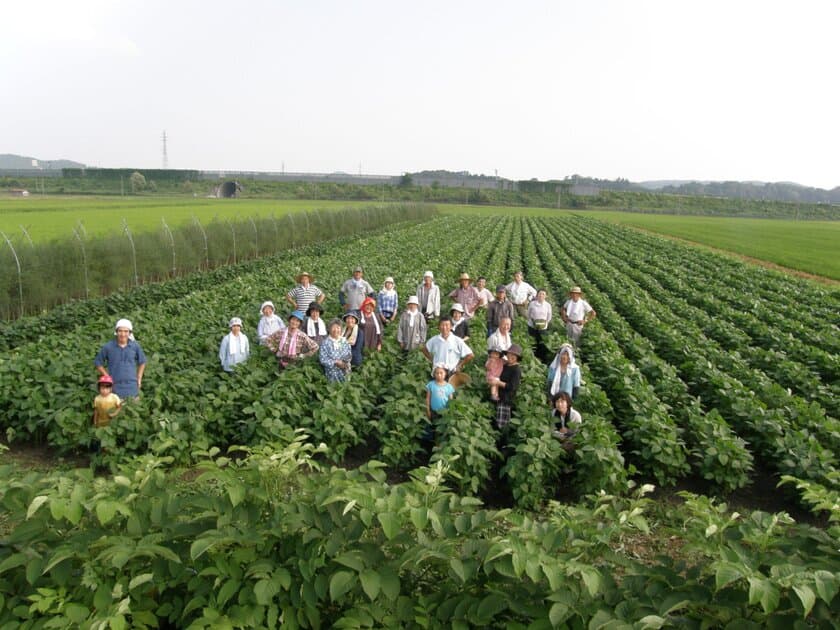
[549,344,578,397]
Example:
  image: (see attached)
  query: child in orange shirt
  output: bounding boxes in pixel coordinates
[92,374,122,428]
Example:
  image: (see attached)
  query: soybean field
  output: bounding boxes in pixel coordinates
[1,214,839,627]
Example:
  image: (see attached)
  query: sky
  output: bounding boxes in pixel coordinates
[2,0,838,188]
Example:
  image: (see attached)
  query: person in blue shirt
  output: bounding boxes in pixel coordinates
[426,363,455,420]
[94,318,147,399]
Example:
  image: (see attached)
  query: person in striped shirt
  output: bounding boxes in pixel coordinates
[286,271,325,312]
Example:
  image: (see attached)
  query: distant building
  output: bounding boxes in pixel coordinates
[8,189,30,197]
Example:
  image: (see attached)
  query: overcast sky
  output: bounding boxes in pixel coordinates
[2,0,838,188]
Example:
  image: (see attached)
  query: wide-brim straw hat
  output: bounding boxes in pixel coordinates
[448,372,471,388]
[296,271,313,282]
[569,286,582,294]
[458,272,471,281]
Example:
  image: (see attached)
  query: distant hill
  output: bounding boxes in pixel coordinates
[0,154,85,170]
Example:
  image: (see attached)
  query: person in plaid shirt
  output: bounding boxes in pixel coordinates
[377,276,399,324]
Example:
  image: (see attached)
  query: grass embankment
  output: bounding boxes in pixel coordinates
[0,197,379,242]
[587,211,840,281]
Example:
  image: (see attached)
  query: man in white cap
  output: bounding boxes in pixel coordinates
[219,317,250,372]
[561,286,596,346]
[506,271,537,319]
[339,266,374,311]
[94,318,147,398]
[416,271,440,321]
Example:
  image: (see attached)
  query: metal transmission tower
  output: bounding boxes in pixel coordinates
[162,131,169,169]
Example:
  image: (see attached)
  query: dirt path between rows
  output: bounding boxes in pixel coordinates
[623,225,839,287]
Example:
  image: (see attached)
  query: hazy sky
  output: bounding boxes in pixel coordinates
[2,0,838,188]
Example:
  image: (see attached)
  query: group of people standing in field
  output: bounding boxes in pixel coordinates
[92,267,596,447]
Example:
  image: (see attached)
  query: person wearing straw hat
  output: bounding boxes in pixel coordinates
[448,272,482,319]
[449,303,471,342]
[94,318,146,399]
[286,271,325,312]
[397,295,427,351]
[422,316,474,379]
[257,301,285,345]
[219,317,251,372]
[377,276,399,324]
[340,266,375,312]
[506,271,537,320]
[490,343,523,429]
[561,286,596,346]
[266,310,319,370]
[416,271,440,321]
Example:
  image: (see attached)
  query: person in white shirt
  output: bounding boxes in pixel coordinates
[219,317,250,372]
[561,286,596,346]
[257,301,285,345]
[506,271,537,319]
[416,271,441,321]
[421,316,474,378]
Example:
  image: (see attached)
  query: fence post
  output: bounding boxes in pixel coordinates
[19,226,34,248]
[72,224,90,299]
[193,216,209,269]
[228,220,237,264]
[249,217,258,258]
[122,218,139,287]
[1,231,24,318]
[161,218,176,276]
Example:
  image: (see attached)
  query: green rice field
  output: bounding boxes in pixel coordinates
[0,197,378,241]
[585,211,840,281]
[2,197,837,280]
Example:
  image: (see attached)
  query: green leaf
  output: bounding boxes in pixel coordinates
[255,578,280,605]
[579,566,602,597]
[793,584,816,617]
[128,573,154,591]
[377,512,400,540]
[329,570,355,602]
[228,482,246,508]
[814,570,838,604]
[96,500,118,525]
[476,594,507,620]
[549,602,569,626]
[360,569,380,601]
[190,537,217,560]
[450,558,465,583]
[748,577,780,614]
[333,552,364,572]
[216,579,239,607]
[64,603,89,624]
[379,566,400,601]
[638,615,666,629]
[0,553,27,574]
[27,495,49,519]
[409,507,428,531]
[715,562,744,590]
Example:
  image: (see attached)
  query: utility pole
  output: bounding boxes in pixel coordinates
[162,131,169,169]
